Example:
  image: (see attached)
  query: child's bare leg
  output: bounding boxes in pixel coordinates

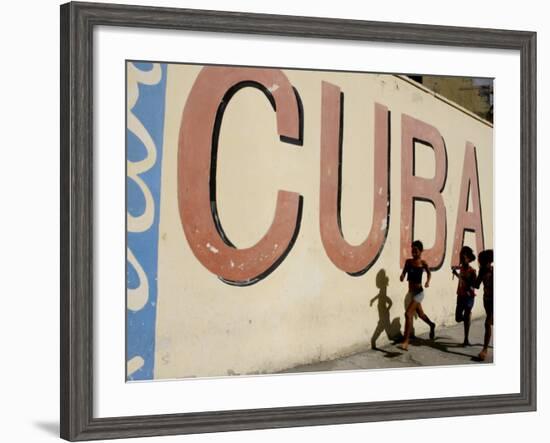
[402,301,418,350]
[455,304,464,323]
[463,308,472,346]
[479,314,493,360]
[416,304,436,339]
[484,322,492,348]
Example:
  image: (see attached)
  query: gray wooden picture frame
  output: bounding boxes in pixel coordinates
[60,1,537,441]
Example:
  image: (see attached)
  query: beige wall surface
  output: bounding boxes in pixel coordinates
[154,64,493,379]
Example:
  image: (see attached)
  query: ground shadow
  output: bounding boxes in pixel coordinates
[408,336,492,361]
[370,269,403,357]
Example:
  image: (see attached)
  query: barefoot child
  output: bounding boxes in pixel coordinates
[452,246,477,346]
[475,249,494,360]
[399,240,436,351]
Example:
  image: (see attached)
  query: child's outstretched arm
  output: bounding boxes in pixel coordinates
[468,268,478,290]
[475,266,486,289]
[423,260,431,287]
[400,260,408,282]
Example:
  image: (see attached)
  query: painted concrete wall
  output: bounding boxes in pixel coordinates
[128,62,493,380]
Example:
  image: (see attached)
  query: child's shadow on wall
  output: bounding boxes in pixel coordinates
[369,269,403,356]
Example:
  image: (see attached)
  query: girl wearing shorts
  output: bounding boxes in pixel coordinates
[399,240,436,351]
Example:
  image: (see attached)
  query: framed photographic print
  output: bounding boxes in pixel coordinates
[60,1,536,441]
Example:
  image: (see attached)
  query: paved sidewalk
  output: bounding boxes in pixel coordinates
[281,318,492,374]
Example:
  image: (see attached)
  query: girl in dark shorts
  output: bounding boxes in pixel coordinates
[452,246,477,346]
[399,240,436,351]
[475,249,494,361]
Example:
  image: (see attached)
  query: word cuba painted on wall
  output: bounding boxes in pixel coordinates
[178,66,484,285]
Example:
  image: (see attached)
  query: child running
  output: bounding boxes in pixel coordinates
[452,246,477,346]
[475,249,494,361]
[399,240,436,351]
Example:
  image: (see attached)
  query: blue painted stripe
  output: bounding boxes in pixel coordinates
[126,62,167,381]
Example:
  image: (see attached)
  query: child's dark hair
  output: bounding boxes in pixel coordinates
[412,240,424,251]
[478,249,494,266]
[460,246,476,262]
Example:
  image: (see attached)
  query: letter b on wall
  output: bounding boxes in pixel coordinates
[400,114,448,269]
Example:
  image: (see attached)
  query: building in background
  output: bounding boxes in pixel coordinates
[407,75,493,123]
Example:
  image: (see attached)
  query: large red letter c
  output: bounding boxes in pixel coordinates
[178,67,303,286]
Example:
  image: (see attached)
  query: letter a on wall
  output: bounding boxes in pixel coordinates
[451,142,485,266]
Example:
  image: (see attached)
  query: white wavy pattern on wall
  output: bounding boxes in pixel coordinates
[126,63,162,377]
